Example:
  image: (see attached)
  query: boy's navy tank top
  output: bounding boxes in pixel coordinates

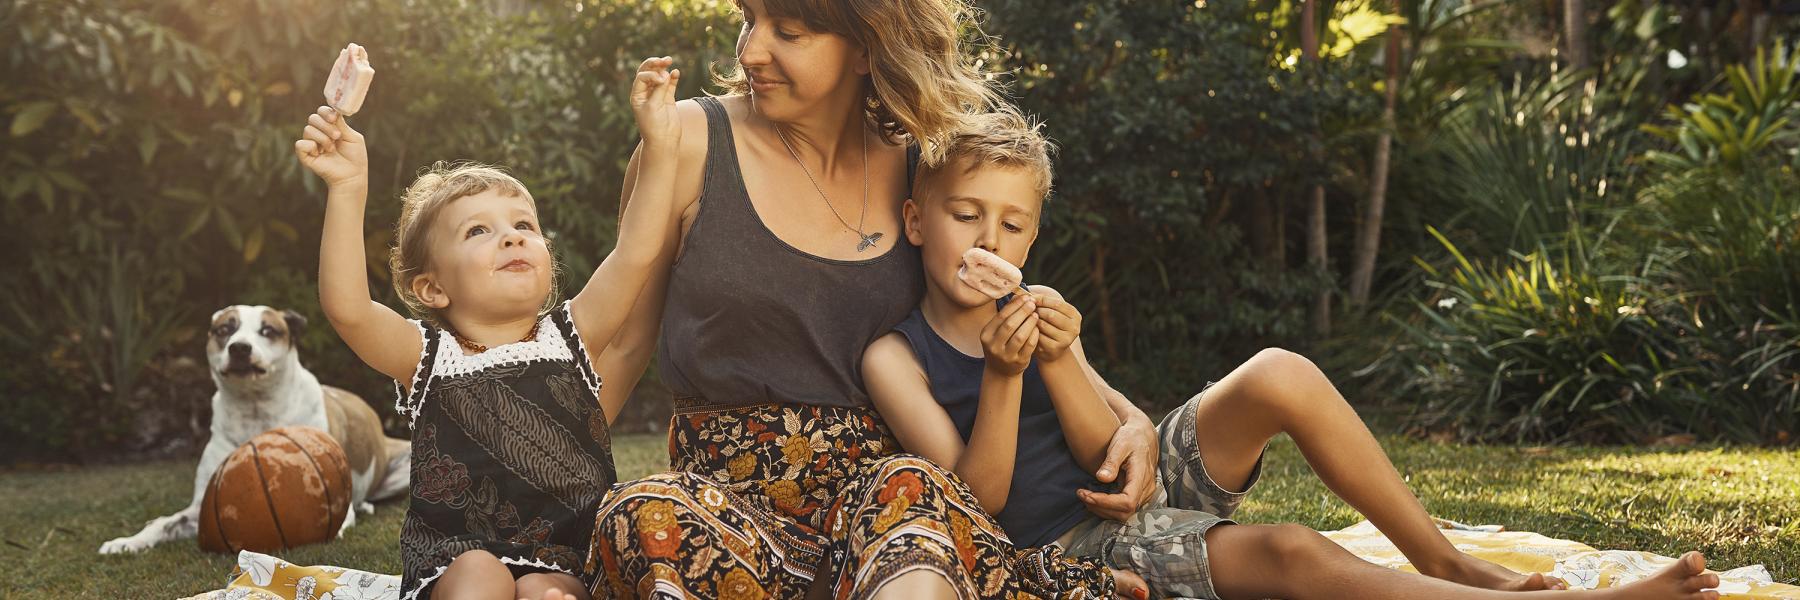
[891,308,1100,547]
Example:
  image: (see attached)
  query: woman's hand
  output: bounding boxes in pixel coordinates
[630,56,682,151]
[1077,411,1159,521]
[294,106,368,189]
[981,294,1040,375]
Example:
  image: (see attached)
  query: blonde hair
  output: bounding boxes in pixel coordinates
[918,108,1056,199]
[715,0,1003,166]
[389,161,556,326]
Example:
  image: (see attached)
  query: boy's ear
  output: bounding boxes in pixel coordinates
[412,274,450,310]
[902,198,925,247]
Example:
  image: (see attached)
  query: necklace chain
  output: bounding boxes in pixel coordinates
[773,121,881,252]
[449,319,541,355]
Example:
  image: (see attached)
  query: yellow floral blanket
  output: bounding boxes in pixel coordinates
[182,519,1797,599]
[1323,519,1799,599]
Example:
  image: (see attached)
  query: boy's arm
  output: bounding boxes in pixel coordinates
[863,329,1025,515]
[570,58,684,361]
[1027,286,1121,473]
[863,334,969,468]
[297,107,421,384]
[1038,349,1120,474]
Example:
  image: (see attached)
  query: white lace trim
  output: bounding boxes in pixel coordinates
[431,312,573,379]
[401,565,448,600]
[559,301,605,400]
[399,556,573,600]
[395,319,433,430]
[499,555,574,575]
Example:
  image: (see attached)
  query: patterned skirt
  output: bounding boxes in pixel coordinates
[585,400,1113,599]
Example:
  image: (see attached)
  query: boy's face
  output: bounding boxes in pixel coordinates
[415,189,553,322]
[904,161,1044,309]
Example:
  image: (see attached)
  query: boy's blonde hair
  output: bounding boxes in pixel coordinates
[917,108,1056,200]
[715,0,1003,167]
[389,161,556,326]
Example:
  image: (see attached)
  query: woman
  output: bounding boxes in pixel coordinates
[584,0,1161,597]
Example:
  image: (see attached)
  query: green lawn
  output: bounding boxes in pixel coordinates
[4,434,1795,597]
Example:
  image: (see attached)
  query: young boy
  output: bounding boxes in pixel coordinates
[861,110,1720,600]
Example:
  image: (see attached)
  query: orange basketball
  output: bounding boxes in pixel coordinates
[198,426,351,553]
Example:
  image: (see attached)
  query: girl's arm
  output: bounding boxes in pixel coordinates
[296,106,421,384]
[569,58,684,363]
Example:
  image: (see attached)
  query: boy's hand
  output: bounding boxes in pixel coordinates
[630,56,682,150]
[294,106,368,188]
[1028,285,1082,362]
[982,294,1039,375]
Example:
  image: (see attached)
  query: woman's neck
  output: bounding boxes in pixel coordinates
[753,97,870,176]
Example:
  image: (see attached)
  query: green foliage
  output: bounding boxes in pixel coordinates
[984,0,1376,403]
[1371,36,1800,444]
[1642,43,1800,172]
[0,0,736,458]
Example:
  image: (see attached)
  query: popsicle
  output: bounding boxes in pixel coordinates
[957,248,1030,300]
[323,43,375,116]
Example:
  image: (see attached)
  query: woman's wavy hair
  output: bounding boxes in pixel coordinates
[715,0,1005,166]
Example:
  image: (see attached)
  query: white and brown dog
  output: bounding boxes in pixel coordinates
[99,305,410,554]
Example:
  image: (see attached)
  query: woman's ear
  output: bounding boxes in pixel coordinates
[412,273,450,310]
[857,46,872,76]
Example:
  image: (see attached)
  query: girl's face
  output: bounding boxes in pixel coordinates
[904,163,1043,309]
[414,189,553,325]
[735,0,870,123]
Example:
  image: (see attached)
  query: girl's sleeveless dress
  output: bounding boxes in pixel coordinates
[395,301,617,600]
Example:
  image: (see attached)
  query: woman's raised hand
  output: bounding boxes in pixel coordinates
[631,56,682,150]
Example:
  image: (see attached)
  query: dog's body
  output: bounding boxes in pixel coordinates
[99,305,410,554]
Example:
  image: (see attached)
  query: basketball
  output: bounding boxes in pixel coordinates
[197,426,351,553]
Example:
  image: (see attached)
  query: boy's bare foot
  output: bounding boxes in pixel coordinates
[1423,554,1567,591]
[1593,551,1720,600]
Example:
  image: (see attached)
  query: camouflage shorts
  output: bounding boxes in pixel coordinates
[1058,383,1264,600]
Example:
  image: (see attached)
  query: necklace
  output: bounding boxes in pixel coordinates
[449,319,541,355]
[773,121,882,252]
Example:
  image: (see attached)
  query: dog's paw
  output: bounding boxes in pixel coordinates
[357,501,375,515]
[98,536,150,554]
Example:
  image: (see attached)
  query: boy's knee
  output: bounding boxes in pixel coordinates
[1263,523,1335,562]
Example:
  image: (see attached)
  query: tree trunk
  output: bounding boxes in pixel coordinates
[1564,0,1589,72]
[1302,0,1331,336]
[1089,241,1120,362]
[1349,19,1400,306]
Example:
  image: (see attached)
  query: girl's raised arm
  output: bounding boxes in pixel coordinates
[296,106,422,384]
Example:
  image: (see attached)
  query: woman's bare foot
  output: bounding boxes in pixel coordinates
[1421,553,1567,591]
[1593,552,1720,600]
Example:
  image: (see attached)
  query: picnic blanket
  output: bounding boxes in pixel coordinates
[180,519,1798,599]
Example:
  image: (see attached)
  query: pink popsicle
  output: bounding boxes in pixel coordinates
[323,43,375,116]
[957,248,1028,300]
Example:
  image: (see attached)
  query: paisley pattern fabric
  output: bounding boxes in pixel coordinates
[586,401,1114,599]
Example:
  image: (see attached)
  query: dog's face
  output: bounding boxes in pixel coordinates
[207,305,307,382]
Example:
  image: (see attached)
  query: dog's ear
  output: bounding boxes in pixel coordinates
[283,310,308,341]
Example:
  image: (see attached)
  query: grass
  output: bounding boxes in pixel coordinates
[4,434,1795,597]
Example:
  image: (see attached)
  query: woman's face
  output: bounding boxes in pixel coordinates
[735,0,870,123]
